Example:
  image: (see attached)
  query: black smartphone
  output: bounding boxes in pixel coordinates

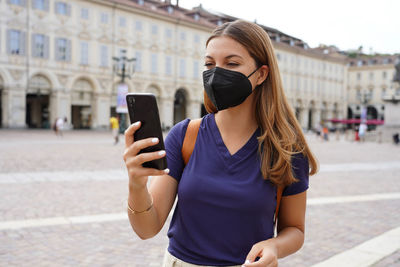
[126,93,167,170]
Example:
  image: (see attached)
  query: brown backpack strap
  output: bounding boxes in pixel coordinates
[274,185,284,227]
[181,119,202,165]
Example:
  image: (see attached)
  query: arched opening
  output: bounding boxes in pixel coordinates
[0,76,3,128]
[308,101,315,130]
[71,78,94,129]
[295,99,302,122]
[367,105,378,130]
[174,89,187,125]
[347,107,353,119]
[321,102,327,123]
[367,105,378,120]
[26,75,51,128]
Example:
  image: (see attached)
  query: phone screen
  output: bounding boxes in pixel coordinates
[126,93,167,170]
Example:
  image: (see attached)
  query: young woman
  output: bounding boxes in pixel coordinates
[123,20,318,267]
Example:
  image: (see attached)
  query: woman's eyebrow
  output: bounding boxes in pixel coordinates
[204,54,243,59]
[225,54,243,59]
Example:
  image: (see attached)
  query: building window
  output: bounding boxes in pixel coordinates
[357,73,361,81]
[151,53,158,74]
[135,52,142,72]
[180,32,186,41]
[55,38,70,61]
[193,60,199,78]
[151,25,158,35]
[194,34,200,43]
[33,0,49,10]
[357,60,363,67]
[135,21,142,31]
[194,13,200,21]
[100,45,108,67]
[369,72,374,81]
[179,58,186,78]
[119,17,126,27]
[9,0,25,6]
[165,28,172,39]
[100,12,108,24]
[381,88,386,98]
[55,2,70,16]
[383,71,387,79]
[166,56,172,75]
[32,34,49,58]
[80,42,89,65]
[8,30,25,55]
[81,8,89,19]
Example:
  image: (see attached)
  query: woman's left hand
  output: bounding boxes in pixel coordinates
[242,239,278,267]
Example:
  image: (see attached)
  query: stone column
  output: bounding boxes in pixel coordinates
[94,93,111,129]
[160,96,174,129]
[7,85,26,128]
[187,98,201,119]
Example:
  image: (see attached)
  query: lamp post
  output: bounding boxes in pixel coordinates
[112,49,136,133]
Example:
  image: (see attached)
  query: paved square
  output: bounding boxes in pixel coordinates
[1,129,399,266]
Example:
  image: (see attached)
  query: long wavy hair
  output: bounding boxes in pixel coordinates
[204,20,318,186]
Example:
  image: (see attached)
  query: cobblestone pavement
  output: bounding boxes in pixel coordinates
[1,129,400,266]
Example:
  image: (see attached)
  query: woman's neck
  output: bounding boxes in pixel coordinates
[214,94,258,136]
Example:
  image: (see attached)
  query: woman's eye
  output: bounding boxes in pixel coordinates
[204,63,214,66]
[227,62,239,66]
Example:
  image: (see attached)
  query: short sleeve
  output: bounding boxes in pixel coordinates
[165,119,190,182]
[282,153,309,196]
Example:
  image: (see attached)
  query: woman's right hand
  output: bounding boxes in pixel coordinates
[123,121,169,189]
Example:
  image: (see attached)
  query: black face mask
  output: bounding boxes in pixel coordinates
[203,67,259,111]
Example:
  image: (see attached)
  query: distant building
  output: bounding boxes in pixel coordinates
[0,0,353,130]
[347,55,399,123]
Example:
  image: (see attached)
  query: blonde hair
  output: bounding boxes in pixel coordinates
[204,20,318,186]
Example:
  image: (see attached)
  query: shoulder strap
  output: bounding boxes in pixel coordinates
[181,119,202,165]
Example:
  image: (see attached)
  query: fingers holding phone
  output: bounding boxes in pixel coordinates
[123,128,169,187]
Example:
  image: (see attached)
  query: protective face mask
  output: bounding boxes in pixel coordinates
[203,67,259,111]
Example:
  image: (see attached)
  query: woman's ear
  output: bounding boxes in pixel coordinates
[257,65,269,85]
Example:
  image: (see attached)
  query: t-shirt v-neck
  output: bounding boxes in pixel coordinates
[209,113,260,168]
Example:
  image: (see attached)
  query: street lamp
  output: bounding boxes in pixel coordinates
[112,49,136,132]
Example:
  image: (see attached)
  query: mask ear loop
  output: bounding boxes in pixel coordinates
[247,66,261,78]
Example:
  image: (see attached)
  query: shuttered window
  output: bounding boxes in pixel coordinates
[32,34,49,58]
[55,38,71,62]
[7,30,26,56]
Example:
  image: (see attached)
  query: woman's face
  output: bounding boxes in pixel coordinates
[204,36,268,89]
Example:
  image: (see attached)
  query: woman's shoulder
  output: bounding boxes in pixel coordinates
[166,119,191,143]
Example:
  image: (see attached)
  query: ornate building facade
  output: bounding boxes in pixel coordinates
[1,0,348,130]
[347,55,398,122]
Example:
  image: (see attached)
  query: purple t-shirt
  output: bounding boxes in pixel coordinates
[165,113,309,266]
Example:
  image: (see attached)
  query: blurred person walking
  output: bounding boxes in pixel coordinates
[358,123,367,142]
[110,116,120,145]
[123,20,317,267]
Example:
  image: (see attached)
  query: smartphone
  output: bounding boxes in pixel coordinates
[126,93,167,170]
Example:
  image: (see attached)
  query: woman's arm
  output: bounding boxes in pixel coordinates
[124,122,178,240]
[244,191,307,266]
[127,174,178,240]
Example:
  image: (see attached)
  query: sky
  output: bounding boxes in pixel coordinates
[178,0,400,55]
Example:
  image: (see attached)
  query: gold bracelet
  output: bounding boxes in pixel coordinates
[127,195,154,214]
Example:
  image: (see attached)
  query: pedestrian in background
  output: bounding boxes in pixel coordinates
[110,116,120,145]
[55,117,66,137]
[322,125,329,141]
[124,20,318,267]
[358,122,367,142]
